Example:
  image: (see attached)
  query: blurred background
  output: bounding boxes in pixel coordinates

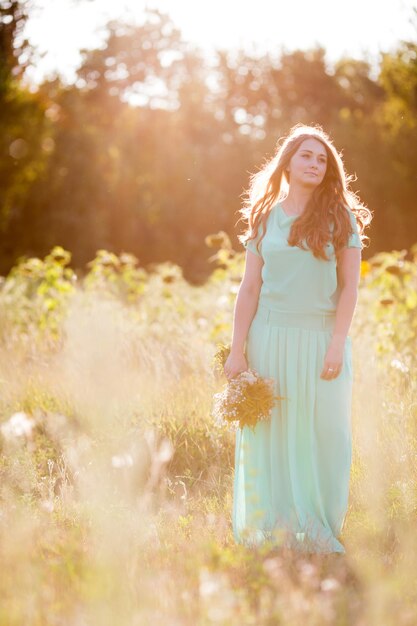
[1,3,417,624]
[1,0,417,282]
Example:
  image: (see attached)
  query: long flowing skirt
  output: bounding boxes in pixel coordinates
[232,303,353,554]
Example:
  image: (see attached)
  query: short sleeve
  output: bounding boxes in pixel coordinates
[242,222,264,258]
[346,209,362,249]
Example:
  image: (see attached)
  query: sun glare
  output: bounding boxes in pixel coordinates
[24,0,415,86]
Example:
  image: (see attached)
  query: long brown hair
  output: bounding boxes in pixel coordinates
[238,123,372,260]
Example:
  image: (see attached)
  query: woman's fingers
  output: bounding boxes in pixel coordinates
[320,360,343,380]
[224,368,240,381]
[320,361,342,380]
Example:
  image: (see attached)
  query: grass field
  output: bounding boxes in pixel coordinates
[0,243,416,625]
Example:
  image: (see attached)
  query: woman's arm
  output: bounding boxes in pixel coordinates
[224,251,263,379]
[320,246,361,380]
[332,246,361,343]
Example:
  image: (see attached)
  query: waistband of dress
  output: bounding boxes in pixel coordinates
[255,303,336,331]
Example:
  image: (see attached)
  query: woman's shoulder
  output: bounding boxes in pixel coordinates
[343,205,362,248]
[241,207,276,256]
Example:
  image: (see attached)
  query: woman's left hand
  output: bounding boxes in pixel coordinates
[320,339,344,380]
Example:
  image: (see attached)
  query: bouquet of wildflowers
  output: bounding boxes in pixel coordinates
[211,343,284,432]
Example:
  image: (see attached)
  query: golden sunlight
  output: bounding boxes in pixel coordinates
[24,0,414,85]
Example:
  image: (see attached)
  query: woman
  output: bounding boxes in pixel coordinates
[224,123,372,554]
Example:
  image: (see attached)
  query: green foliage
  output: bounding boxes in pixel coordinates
[1,6,417,278]
[84,249,148,304]
[0,246,76,348]
[0,1,51,232]
[0,239,416,624]
[358,247,417,367]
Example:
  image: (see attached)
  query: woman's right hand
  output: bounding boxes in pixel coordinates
[224,350,248,381]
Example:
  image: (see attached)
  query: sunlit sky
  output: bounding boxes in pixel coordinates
[23,0,416,87]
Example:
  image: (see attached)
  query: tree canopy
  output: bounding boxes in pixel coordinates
[1,3,416,281]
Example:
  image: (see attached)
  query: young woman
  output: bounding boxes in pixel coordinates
[224,123,372,554]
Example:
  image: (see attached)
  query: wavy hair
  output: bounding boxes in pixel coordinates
[238,123,372,260]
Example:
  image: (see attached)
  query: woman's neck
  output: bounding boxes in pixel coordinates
[280,190,312,216]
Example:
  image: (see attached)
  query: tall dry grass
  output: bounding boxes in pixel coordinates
[0,243,416,625]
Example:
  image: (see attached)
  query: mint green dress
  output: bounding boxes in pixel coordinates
[233,202,362,554]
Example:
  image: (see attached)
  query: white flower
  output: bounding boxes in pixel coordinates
[111,453,134,468]
[239,370,257,384]
[216,295,229,308]
[41,499,55,512]
[320,577,340,592]
[199,568,222,597]
[390,358,409,373]
[156,438,174,463]
[0,412,35,440]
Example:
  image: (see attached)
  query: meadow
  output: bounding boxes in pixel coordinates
[0,236,416,626]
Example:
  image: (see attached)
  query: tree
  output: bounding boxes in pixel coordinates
[0,0,48,265]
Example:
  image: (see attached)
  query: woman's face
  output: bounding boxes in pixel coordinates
[287,138,328,187]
